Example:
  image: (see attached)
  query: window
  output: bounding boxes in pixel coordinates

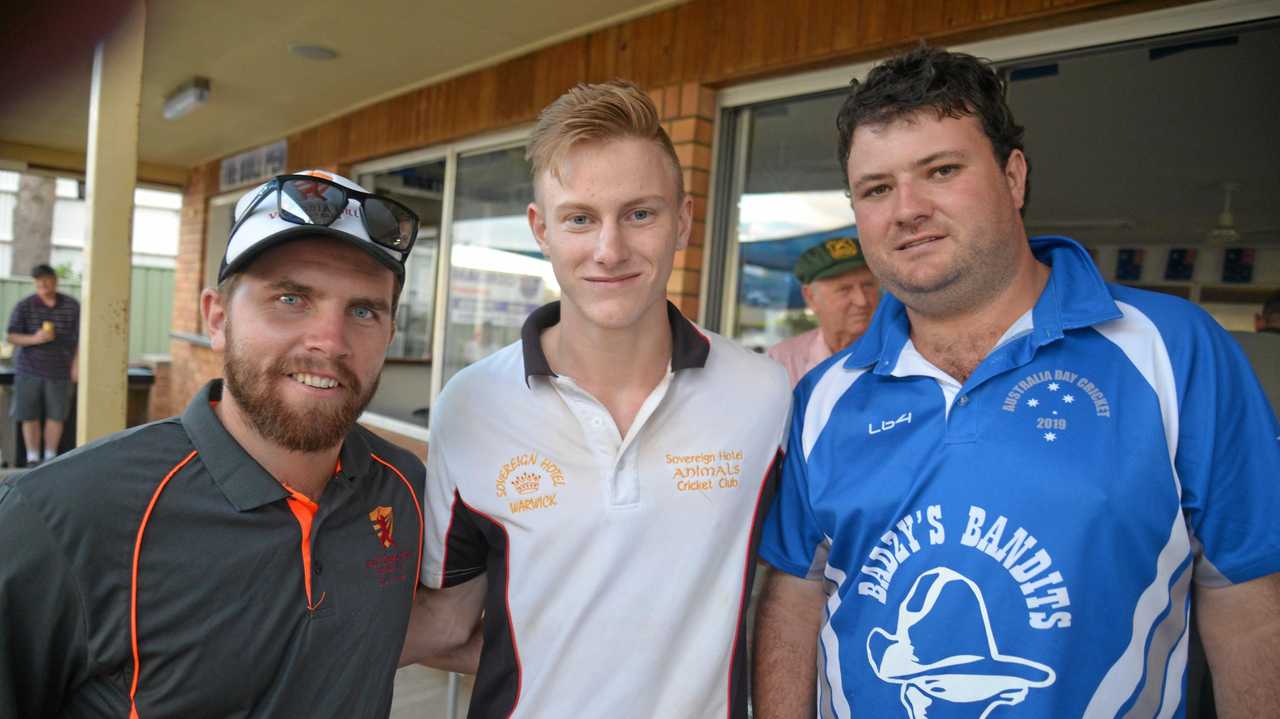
[0,171,17,276]
[352,129,559,424]
[718,91,856,352]
[366,160,446,360]
[202,193,239,295]
[441,145,553,386]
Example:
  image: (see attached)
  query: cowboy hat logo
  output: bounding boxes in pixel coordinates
[867,567,1055,719]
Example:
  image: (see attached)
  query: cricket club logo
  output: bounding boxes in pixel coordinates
[368,506,395,548]
[1000,368,1112,444]
[365,505,411,587]
[867,567,1056,719]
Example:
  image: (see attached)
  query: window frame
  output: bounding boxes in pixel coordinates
[351,124,533,430]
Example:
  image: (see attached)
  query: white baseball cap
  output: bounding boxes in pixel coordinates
[219,170,415,284]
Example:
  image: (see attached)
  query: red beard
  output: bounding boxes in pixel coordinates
[222,323,379,453]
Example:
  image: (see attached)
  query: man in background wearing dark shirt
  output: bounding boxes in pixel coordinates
[6,263,80,465]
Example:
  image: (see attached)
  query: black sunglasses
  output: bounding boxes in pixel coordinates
[228,174,420,258]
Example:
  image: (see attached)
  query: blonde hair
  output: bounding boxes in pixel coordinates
[527,80,683,199]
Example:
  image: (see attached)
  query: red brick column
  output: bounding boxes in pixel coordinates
[166,163,225,416]
[652,82,716,322]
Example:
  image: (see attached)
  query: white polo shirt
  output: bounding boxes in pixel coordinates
[423,301,791,719]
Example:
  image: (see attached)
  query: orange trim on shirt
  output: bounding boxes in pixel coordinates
[284,489,324,610]
[370,453,424,601]
[129,449,200,719]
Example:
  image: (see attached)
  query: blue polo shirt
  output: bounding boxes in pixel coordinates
[759,236,1280,718]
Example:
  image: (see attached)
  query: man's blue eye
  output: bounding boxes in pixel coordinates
[280,294,300,305]
[352,307,374,320]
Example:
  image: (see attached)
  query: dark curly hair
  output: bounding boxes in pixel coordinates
[836,45,1029,208]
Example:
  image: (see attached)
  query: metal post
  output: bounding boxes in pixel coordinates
[446,671,460,718]
[78,0,145,444]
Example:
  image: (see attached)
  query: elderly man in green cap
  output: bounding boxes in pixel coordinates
[767,235,881,386]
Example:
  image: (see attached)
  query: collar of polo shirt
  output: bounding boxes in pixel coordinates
[519,300,711,386]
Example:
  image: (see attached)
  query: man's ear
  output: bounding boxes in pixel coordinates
[202,288,229,352]
[676,193,693,252]
[1004,148,1028,212]
[801,283,817,312]
[528,201,550,257]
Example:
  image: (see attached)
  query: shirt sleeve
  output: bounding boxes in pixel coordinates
[6,299,28,335]
[1172,314,1280,586]
[0,481,90,715]
[757,386,828,580]
[421,425,489,589]
[65,297,81,346]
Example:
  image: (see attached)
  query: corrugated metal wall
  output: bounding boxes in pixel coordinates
[0,267,175,361]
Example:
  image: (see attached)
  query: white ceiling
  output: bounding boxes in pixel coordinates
[0,0,683,169]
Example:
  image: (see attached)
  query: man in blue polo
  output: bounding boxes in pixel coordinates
[752,47,1280,718]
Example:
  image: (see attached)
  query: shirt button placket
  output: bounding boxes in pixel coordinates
[946,391,978,444]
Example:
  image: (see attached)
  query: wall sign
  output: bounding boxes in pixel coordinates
[1163,248,1196,281]
[219,140,288,192]
[1222,248,1256,283]
[1115,248,1145,281]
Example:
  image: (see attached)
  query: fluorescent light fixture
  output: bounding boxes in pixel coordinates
[163,77,210,120]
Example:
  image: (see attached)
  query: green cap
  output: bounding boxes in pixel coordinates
[794,236,867,284]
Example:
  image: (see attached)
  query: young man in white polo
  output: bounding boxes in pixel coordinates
[401,81,792,718]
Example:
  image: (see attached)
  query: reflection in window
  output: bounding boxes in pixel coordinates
[200,195,238,320]
[367,161,446,360]
[442,146,557,386]
[733,92,856,351]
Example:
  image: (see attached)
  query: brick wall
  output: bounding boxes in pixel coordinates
[172,165,211,336]
[169,341,221,413]
[142,356,172,421]
[653,82,716,321]
[166,164,223,414]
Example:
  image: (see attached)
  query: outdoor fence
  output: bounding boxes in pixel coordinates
[0,267,175,361]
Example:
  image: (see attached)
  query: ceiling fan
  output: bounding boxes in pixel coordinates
[1204,182,1243,245]
[1202,181,1280,245]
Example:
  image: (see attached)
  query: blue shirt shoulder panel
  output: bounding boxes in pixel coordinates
[1101,282,1280,585]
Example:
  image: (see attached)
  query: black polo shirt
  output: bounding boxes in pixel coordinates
[0,380,425,718]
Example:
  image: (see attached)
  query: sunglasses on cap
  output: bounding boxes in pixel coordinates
[228,173,420,258]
